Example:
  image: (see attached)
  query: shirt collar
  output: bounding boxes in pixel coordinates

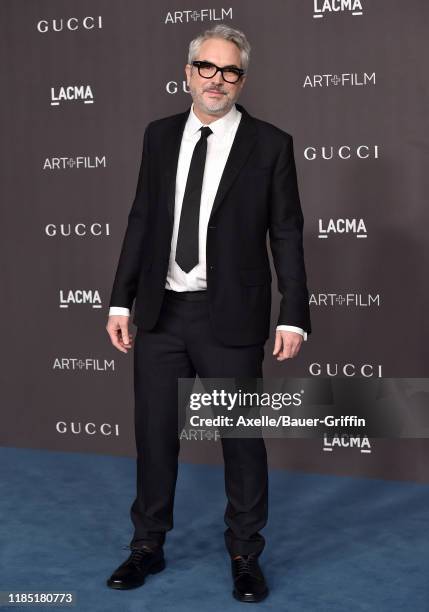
[186,102,241,138]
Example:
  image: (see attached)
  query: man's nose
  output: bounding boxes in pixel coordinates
[210,71,224,86]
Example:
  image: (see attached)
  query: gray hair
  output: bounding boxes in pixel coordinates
[187,24,251,72]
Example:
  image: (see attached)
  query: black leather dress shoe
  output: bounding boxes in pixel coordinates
[106,546,166,590]
[231,554,268,602]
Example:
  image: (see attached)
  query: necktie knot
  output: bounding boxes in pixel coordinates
[199,126,213,139]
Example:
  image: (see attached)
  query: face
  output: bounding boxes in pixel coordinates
[185,37,247,117]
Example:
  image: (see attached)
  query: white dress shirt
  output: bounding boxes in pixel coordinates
[109,102,307,341]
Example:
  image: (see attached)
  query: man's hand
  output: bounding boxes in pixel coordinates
[272,330,303,361]
[106,315,133,353]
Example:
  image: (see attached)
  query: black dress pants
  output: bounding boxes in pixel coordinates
[129,288,268,557]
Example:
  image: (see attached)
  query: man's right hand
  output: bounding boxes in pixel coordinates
[106,315,133,353]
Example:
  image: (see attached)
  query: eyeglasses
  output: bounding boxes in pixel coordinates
[191,60,245,84]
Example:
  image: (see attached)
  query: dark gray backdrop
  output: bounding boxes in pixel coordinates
[1,1,428,481]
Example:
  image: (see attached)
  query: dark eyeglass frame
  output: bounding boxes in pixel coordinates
[191,60,245,83]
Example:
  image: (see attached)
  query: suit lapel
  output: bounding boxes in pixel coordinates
[209,103,257,222]
[164,109,190,225]
[165,102,257,225]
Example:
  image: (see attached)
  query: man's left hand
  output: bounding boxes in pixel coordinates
[272,330,303,361]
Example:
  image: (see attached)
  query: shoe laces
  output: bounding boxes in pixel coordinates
[122,544,153,564]
[234,554,258,577]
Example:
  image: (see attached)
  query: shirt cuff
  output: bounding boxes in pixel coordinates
[276,325,307,341]
[109,306,130,317]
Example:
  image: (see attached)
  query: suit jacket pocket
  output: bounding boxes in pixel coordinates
[239,267,271,286]
[239,166,271,181]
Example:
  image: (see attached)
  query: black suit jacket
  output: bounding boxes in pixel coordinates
[109,102,311,346]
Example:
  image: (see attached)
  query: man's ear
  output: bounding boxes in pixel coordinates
[185,64,191,86]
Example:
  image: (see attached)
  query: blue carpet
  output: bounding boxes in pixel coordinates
[0,446,428,611]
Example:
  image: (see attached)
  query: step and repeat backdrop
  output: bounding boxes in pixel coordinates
[1,1,428,481]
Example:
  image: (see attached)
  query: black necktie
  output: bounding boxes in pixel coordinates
[175,125,213,273]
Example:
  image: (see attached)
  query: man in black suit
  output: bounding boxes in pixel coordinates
[106,24,311,603]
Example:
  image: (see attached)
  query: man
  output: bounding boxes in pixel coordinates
[105,24,311,603]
